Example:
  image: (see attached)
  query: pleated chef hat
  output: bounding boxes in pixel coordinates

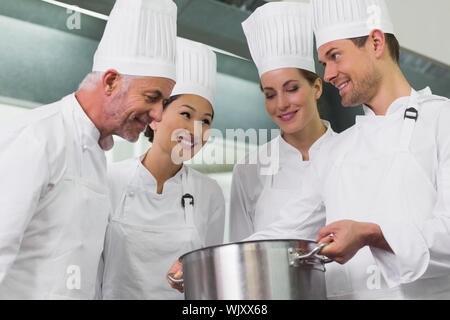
[171,38,217,106]
[242,1,315,78]
[312,0,395,49]
[92,0,177,81]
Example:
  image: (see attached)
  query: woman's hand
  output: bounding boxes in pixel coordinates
[167,259,184,293]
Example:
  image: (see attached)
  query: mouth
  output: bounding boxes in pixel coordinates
[133,116,148,132]
[177,134,198,150]
[278,110,298,122]
[336,80,350,95]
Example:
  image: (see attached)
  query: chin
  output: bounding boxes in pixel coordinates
[278,123,303,135]
[122,132,140,143]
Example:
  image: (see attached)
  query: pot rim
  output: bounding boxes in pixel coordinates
[179,238,319,260]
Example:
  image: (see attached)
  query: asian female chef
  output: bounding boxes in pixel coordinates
[98,38,225,300]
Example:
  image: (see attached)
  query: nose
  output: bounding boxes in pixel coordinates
[323,63,338,84]
[276,93,289,112]
[148,101,163,123]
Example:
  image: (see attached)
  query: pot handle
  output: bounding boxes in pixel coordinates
[288,243,333,265]
[167,273,184,284]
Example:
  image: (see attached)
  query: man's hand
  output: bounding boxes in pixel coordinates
[167,259,184,293]
[316,220,393,264]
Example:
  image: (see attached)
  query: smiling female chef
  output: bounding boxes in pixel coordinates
[166,1,337,291]
[228,1,336,242]
[97,38,225,300]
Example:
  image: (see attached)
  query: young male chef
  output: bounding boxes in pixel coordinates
[0,0,177,299]
[248,0,450,299]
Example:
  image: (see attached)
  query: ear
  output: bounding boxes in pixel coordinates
[313,77,323,100]
[368,29,386,60]
[102,69,121,96]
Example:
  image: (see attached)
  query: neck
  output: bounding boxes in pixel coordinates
[282,116,327,161]
[142,143,183,193]
[365,65,412,116]
[75,89,112,142]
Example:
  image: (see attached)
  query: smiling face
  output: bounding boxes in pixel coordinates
[318,39,382,107]
[261,68,322,135]
[150,94,213,163]
[107,76,175,142]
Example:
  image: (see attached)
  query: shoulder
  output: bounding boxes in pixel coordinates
[0,100,63,136]
[319,125,356,155]
[415,91,450,135]
[107,158,139,186]
[188,167,224,201]
[234,137,280,176]
[416,88,449,115]
[188,167,222,191]
[0,101,67,176]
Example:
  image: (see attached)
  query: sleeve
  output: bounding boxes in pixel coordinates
[228,164,256,242]
[0,129,50,284]
[94,251,104,300]
[245,162,325,241]
[370,101,450,287]
[204,182,226,247]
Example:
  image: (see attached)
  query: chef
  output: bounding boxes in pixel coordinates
[0,0,177,299]
[98,38,225,300]
[228,1,335,242]
[248,0,450,299]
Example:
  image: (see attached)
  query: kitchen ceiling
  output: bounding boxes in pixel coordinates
[0,0,449,134]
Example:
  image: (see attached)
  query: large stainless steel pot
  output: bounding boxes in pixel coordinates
[169,239,331,300]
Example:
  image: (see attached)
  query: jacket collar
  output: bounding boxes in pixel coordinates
[356,87,433,125]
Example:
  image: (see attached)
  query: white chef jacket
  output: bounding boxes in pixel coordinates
[0,94,110,299]
[247,88,450,299]
[98,157,225,299]
[229,121,335,242]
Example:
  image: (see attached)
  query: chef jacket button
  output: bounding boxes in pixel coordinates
[128,191,135,197]
[82,145,88,152]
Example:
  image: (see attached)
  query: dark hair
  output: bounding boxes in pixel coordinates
[144,95,181,143]
[350,33,400,63]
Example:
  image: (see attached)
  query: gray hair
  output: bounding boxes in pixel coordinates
[78,71,143,92]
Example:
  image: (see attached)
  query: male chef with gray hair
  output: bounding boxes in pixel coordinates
[0,0,177,299]
[247,0,450,299]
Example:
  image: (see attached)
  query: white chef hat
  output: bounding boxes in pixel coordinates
[171,38,217,106]
[242,1,315,78]
[312,0,395,49]
[92,0,177,81]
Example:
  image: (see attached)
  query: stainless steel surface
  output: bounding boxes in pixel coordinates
[180,239,329,300]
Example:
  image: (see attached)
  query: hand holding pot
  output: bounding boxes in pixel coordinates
[316,220,393,264]
[167,259,184,293]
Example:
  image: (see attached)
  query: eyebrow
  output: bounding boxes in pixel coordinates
[263,80,299,91]
[181,104,213,119]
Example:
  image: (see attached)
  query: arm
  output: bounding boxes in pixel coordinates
[204,182,226,246]
[0,129,49,284]
[228,165,257,242]
[93,251,105,300]
[245,162,325,241]
[366,103,450,287]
